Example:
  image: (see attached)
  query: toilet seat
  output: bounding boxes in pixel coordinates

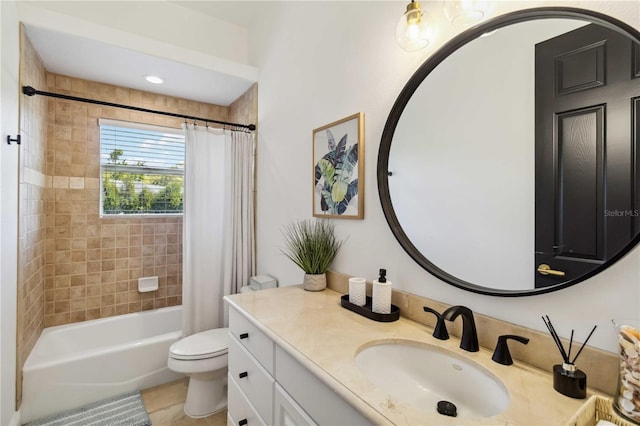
[170,328,229,361]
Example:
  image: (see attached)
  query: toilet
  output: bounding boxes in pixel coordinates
[168,328,229,418]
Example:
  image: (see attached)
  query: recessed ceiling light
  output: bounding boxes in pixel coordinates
[145,75,163,84]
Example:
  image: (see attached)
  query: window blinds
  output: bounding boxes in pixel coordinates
[99,119,185,215]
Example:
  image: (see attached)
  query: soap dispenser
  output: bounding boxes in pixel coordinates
[372,269,392,314]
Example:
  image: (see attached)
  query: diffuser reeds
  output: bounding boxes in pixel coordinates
[541,315,597,365]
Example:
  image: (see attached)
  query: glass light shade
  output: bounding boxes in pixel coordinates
[396,2,433,52]
[443,0,490,27]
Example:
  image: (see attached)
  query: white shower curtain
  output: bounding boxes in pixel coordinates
[182,125,255,336]
[224,131,256,300]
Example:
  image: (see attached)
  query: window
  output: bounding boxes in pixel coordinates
[99,119,185,215]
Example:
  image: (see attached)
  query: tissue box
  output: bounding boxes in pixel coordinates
[250,275,277,291]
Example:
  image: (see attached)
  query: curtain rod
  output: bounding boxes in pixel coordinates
[22,86,256,132]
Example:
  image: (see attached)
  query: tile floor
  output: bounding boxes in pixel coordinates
[141,379,227,426]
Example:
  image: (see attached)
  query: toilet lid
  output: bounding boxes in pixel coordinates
[170,328,229,360]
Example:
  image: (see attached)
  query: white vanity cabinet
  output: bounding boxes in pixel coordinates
[228,306,275,426]
[227,305,371,426]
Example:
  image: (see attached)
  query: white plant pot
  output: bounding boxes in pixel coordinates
[303,273,327,291]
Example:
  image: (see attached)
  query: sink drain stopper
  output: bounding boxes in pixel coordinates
[437,400,457,417]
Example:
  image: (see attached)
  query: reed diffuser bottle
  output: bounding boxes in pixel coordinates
[553,363,586,399]
[543,315,595,400]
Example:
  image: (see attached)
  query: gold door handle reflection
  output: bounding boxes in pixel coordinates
[537,264,566,277]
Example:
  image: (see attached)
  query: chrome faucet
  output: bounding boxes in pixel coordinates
[442,305,479,352]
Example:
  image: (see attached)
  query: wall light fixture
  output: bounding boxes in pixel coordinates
[443,0,491,27]
[395,0,433,52]
[396,0,492,52]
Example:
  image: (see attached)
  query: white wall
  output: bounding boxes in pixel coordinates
[252,0,640,353]
[0,1,21,423]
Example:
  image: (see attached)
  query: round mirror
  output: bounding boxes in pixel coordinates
[378,7,640,296]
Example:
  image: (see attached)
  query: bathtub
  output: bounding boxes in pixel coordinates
[21,306,184,423]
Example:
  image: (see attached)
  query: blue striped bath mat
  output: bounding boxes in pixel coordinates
[24,391,151,426]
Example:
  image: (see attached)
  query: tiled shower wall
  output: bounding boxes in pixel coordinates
[17,28,48,406]
[229,83,257,127]
[44,73,231,327]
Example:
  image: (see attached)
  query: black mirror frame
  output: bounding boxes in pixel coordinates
[377,7,640,297]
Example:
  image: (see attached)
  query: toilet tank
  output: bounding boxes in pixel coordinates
[250,275,277,291]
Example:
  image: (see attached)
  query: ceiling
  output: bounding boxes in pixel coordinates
[170,1,276,28]
[23,1,273,107]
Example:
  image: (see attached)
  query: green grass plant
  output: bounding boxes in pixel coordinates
[281,220,344,274]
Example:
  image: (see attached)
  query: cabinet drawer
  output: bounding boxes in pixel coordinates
[274,383,316,426]
[227,374,266,426]
[229,306,274,374]
[229,335,274,423]
[275,345,371,425]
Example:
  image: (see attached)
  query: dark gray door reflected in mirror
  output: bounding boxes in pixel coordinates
[377,8,640,296]
[535,23,640,288]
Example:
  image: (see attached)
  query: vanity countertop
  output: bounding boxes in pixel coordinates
[224,285,591,425]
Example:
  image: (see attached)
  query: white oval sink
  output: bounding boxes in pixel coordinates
[354,341,510,419]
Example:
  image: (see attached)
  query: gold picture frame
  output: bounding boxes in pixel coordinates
[312,112,364,219]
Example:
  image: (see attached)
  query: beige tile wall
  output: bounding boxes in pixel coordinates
[229,83,257,128]
[17,27,49,407]
[43,73,230,327]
